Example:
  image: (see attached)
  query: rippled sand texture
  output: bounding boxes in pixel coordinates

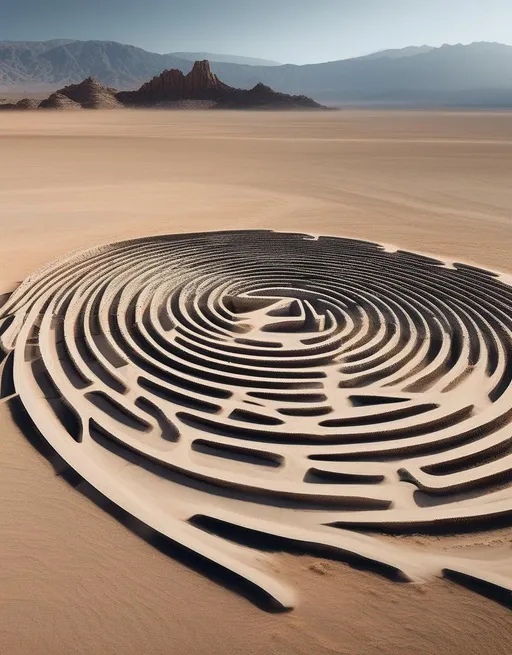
[1,111,512,655]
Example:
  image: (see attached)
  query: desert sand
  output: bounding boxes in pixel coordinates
[0,110,511,655]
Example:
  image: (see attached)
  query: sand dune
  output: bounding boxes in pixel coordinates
[0,110,511,654]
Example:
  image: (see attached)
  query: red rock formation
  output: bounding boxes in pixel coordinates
[116,60,325,109]
[118,60,231,103]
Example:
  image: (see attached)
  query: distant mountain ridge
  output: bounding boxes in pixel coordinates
[357,45,435,60]
[1,40,512,106]
[207,41,512,106]
[0,39,193,89]
[169,52,281,66]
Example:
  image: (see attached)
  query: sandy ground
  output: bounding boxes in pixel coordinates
[0,110,511,655]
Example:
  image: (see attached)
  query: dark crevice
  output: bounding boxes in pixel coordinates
[349,395,410,407]
[229,409,284,426]
[189,515,409,582]
[278,406,332,417]
[489,352,512,402]
[248,391,327,403]
[86,391,151,432]
[0,314,15,339]
[305,468,385,484]
[442,569,512,609]
[0,351,15,398]
[421,438,512,476]
[191,439,283,468]
[320,403,439,428]
[138,376,222,413]
[28,358,83,442]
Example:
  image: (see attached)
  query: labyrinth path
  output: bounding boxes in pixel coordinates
[1,230,511,608]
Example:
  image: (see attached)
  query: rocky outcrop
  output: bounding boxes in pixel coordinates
[0,102,20,110]
[0,81,117,109]
[117,60,231,104]
[39,92,82,110]
[219,82,325,109]
[52,77,121,109]
[0,60,326,111]
[0,97,39,110]
[117,60,325,109]
[15,98,40,109]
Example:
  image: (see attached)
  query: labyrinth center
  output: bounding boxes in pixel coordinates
[0,230,511,608]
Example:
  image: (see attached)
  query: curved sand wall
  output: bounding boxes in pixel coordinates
[0,230,511,609]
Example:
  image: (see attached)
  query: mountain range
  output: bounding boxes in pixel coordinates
[1,40,512,106]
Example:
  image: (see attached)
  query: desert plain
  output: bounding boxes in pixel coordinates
[0,109,511,655]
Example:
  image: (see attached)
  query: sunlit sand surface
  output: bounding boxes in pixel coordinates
[1,110,511,655]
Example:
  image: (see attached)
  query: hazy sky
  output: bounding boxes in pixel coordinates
[1,0,511,64]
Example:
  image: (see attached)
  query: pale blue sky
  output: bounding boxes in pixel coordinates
[1,0,510,64]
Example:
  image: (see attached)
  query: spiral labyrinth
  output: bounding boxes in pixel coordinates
[1,230,511,608]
